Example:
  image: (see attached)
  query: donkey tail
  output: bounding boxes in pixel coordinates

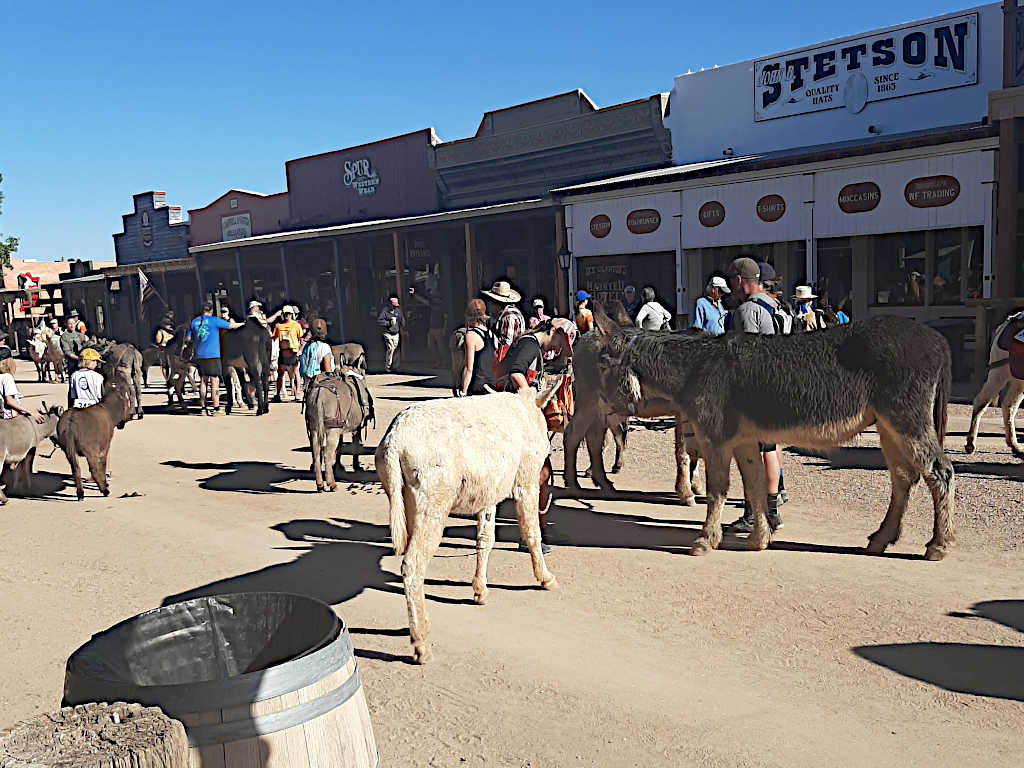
[934,351,951,448]
[377,439,408,556]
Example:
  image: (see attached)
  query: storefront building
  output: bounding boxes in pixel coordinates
[189,92,672,366]
[559,4,1009,384]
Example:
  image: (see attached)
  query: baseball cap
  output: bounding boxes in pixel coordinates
[533,298,544,307]
[757,262,777,284]
[576,289,591,301]
[728,257,760,281]
[81,348,102,362]
[248,300,262,310]
[707,275,731,294]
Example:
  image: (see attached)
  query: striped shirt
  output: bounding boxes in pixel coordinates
[495,306,526,348]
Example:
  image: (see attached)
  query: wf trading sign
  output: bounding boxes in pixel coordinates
[754,13,977,121]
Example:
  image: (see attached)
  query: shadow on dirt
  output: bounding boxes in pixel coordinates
[803,446,1023,480]
[161,460,316,494]
[854,600,1024,701]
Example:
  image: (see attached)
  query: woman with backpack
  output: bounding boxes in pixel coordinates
[458,299,496,397]
[298,319,335,392]
[635,286,673,331]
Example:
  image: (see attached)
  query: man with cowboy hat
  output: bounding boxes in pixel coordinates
[69,308,87,335]
[792,285,826,332]
[482,280,525,361]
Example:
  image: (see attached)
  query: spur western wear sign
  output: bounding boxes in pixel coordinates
[754,13,977,121]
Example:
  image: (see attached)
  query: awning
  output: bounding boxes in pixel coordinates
[189,198,550,255]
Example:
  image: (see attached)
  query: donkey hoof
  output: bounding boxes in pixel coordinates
[412,642,431,664]
[540,575,558,590]
[679,494,697,507]
[745,532,771,551]
[865,536,889,555]
[924,544,949,561]
[316,485,325,493]
[76,493,85,501]
[327,484,337,493]
[473,589,488,605]
[964,441,975,455]
[690,538,715,556]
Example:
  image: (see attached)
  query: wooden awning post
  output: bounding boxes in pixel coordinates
[279,245,290,301]
[554,208,567,316]
[392,232,403,298]
[332,238,346,340]
[235,248,245,310]
[464,222,476,298]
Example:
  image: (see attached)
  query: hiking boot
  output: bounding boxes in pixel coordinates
[724,505,754,534]
[766,493,784,531]
[778,489,789,505]
[272,394,282,403]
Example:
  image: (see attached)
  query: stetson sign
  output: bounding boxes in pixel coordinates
[904,175,960,208]
[698,201,725,227]
[838,182,881,213]
[754,12,977,121]
[626,209,661,234]
[589,214,612,238]
[756,194,786,222]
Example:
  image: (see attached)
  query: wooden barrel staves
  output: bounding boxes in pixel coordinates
[0,702,189,768]
[62,593,378,768]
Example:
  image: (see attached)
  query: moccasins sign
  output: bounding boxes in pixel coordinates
[838,182,881,213]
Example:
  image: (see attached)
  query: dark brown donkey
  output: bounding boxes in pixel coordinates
[56,379,132,500]
[602,313,955,560]
[564,303,701,504]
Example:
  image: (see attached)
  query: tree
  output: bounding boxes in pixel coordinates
[0,172,18,271]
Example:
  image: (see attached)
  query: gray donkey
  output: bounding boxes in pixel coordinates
[305,369,374,491]
[599,312,955,561]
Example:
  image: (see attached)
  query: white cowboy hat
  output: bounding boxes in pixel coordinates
[481,281,521,304]
[792,285,818,300]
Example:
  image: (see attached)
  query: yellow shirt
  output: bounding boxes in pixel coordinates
[273,320,302,351]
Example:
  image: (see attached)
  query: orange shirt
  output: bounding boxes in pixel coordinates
[273,320,302,351]
[575,307,594,334]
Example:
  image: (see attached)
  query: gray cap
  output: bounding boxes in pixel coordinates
[728,257,760,281]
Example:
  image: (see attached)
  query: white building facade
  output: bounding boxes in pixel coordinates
[559,4,1002,382]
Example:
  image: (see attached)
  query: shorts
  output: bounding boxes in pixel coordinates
[279,350,298,367]
[758,442,777,453]
[197,358,222,378]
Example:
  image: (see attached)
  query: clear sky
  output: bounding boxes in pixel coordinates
[0,0,976,264]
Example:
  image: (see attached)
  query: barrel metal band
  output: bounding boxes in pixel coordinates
[64,627,353,716]
[186,667,363,747]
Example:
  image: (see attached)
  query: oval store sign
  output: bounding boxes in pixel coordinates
[589,214,611,238]
[756,194,786,222]
[698,201,725,227]
[626,209,661,235]
[904,175,960,208]
[838,182,881,214]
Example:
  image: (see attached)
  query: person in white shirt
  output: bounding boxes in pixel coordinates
[0,354,44,422]
[68,348,105,409]
[635,286,673,331]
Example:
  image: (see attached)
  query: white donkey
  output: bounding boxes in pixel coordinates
[376,381,560,663]
[965,312,1024,459]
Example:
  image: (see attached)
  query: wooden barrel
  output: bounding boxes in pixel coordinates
[63,592,378,768]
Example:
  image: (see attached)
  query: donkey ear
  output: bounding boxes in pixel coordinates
[592,302,622,339]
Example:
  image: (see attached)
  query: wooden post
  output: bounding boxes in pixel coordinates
[279,245,290,300]
[554,208,566,315]
[194,255,206,302]
[0,702,189,768]
[235,247,245,310]
[392,231,403,298]
[332,237,346,340]
[464,221,476,298]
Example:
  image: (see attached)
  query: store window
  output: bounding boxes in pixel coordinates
[834,226,983,307]
[576,252,676,313]
[815,238,853,314]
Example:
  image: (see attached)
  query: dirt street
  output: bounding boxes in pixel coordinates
[1,361,1022,767]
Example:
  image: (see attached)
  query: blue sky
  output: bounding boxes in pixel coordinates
[0,0,975,264]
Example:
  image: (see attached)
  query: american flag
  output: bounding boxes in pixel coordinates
[139,269,156,318]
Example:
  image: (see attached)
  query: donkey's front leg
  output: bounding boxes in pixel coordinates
[673,414,696,506]
[692,446,731,555]
[472,505,497,604]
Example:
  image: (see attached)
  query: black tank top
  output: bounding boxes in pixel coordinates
[466,327,495,395]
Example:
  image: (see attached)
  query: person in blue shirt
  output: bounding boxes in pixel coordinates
[690,275,730,336]
[186,301,243,416]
